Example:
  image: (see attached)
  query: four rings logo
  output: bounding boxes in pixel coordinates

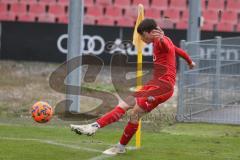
[57,34,153,56]
[57,34,105,55]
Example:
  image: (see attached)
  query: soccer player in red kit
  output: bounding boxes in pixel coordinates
[70,19,195,155]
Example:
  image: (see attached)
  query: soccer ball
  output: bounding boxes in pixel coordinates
[31,101,53,123]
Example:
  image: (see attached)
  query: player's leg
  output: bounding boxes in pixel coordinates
[103,105,146,155]
[70,96,135,135]
[103,82,174,155]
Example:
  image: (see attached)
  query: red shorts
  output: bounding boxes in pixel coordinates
[135,79,174,112]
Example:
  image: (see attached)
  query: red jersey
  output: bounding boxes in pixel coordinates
[152,36,192,85]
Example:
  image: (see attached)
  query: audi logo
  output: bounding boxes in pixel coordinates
[57,34,105,55]
[57,34,154,56]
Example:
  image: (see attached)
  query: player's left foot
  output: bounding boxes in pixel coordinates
[103,144,126,155]
[70,123,99,136]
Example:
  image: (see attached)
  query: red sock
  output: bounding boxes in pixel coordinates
[96,106,126,128]
[120,122,139,145]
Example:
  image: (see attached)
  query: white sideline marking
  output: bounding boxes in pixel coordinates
[89,154,113,160]
[0,137,102,153]
[88,146,139,160]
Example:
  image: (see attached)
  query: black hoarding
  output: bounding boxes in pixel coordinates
[1,22,240,64]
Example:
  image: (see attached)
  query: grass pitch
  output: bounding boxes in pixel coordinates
[0,123,240,160]
[1,61,240,160]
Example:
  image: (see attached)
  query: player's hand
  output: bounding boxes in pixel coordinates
[151,27,164,40]
[189,61,196,69]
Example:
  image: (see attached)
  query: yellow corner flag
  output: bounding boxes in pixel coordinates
[133,4,145,149]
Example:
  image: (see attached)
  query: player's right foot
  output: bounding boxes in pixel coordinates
[103,144,126,155]
[70,123,99,136]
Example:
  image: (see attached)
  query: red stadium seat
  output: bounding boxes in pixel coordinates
[20,0,38,4]
[201,0,207,11]
[2,0,19,4]
[97,16,115,26]
[11,2,27,14]
[0,12,16,21]
[86,6,103,17]
[58,15,68,24]
[84,0,94,7]
[176,20,188,29]
[201,21,215,31]
[227,0,240,11]
[105,6,122,17]
[202,10,219,23]
[58,0,69,5]
[84,16,96,25]
[114,0,130,7]
[0,3,7,12]
[170,0,187,9]
[151,0,168,9]
[236,24,240,31]
[38,13,56,23]
[29,3,46,14]
[132,0,150,7]
[216,22,234,32]
[117,17,135,27]
[145,8,160,19]
[49,3,65,15]
[221,11,238,24]
[18,13,35,22]
[180,10,189,20]
[124,7,138,19]
[163,9,180,22]
[207,0,225,11]
[157,19,174,29]
[39,0,56,4]
[95,0,112,6]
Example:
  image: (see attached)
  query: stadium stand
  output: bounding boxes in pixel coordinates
[38,13,55,23]
[17,12,35,22]
[216,22,234,32]
[169,0,187,10]
[145,8,160,19]
[105,6,122,17]
[133,0,150,7]
[180,10,189,21]
[176,20,188,29]
[201,21,215,31]
[207,0,226,10]
[151,0,168,9]
[236,24,240,31]
[0,0,239,32]
[220,11,238,24]
[48,3,66,16]
[163,9,180,22]
[114,0,131,7]
[29,2,46,14]
[117,17,135,27]
[226,0,240,11]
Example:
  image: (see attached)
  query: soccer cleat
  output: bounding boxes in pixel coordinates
[70,123,99,136]
[102,144,126,155]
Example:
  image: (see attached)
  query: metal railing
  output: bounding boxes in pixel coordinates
[177,36,240,124]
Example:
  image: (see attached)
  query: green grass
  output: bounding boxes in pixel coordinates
[0,123,240,160]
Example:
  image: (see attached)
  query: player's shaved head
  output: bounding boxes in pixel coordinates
[137,18,157,35]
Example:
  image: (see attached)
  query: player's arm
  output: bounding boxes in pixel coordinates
[175,46,195,69]
[151,28,170,51]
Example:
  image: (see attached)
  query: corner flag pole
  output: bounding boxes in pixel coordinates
[133,4,145,148]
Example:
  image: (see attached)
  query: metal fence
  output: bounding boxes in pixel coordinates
[177,36,240,124]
